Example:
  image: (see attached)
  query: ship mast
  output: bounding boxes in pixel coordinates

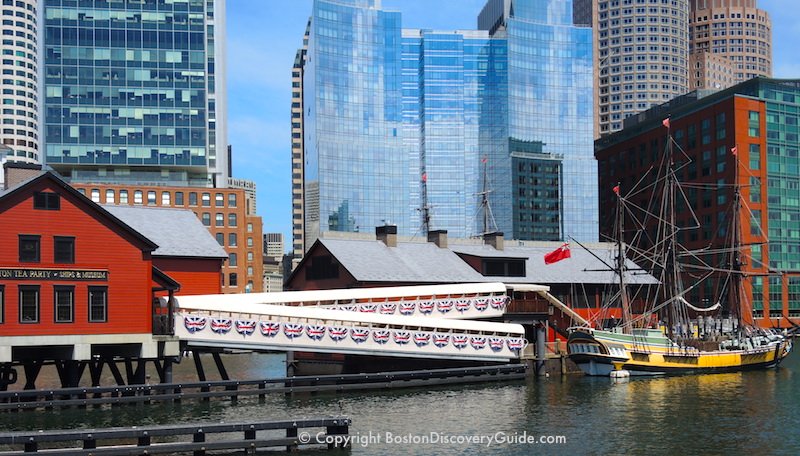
[615,185,633,334]
[477,157,498,235]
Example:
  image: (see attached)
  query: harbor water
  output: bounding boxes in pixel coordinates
[3,351,800,455]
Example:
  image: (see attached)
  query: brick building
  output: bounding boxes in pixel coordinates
[70,183,263,293]
[596,78,800,328]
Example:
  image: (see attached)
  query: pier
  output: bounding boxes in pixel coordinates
[0,417,351,454]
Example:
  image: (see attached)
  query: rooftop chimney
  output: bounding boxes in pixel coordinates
[427,229,448,248]
[376,225,398,248]
[483,231,504,251]
[3,161,42,190]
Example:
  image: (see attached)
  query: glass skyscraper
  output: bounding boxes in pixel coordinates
[302,0,597,246]
[42,0,227,187]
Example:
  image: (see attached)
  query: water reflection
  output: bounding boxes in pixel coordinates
[3,354,800,455]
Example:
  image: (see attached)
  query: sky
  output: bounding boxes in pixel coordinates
[225,0,799,252]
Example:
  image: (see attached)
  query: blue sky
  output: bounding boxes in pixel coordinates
[225,0,799,250]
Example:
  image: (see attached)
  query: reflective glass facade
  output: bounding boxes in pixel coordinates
[304,0,597,243]
[42,0,226,187]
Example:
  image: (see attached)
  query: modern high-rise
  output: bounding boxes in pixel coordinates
[689,0,771,90]
[578,0,690,137]
[299,0,596,254]
[41,0,228,187]
[291,20,309,262]
[0,0,40,164]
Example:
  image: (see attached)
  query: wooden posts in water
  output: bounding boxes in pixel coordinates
[0,418,352,455]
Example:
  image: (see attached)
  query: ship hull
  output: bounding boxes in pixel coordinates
[568,328,791,376]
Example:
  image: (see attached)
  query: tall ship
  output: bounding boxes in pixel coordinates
[567,123,792,376]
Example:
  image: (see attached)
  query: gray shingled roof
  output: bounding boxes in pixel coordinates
[451,244,658,285]
[315,236,657,286]
[103,205,228,259]
[320,238,486,283]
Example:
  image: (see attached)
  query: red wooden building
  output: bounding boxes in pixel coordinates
[0,167,226,389]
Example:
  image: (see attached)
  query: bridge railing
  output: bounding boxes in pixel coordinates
[175,303,528,362]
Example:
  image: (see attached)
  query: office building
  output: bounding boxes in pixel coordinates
[0,0,40,164]
[689,0,771,89]
[291,20,310,263]
[228,176,256,215]
[300,0,596,253]
[42,0,228,187]
[595,78,800,328]
[577,0,690,137]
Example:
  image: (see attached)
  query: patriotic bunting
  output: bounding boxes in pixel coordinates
[414,332,431,347]
[259,321,280,337]
[393,330,411,345]
[433,333,451,348]
[399,302,416,315]
[184,315,207,333]
[455,299,471,312]
[306,324,326,340]
[489,337,505,352]
[235,320,257,336]
[470,336,487,350]
[418,301,434,315]
[373,329,391,344]
[452,335,469,349]
[351,328,370,343]
[283,323,304,339]
[473,298,489,311]
[380,303,397,315]
[210,318,232,334]
[437,299,454,314]
[328,326,348,342]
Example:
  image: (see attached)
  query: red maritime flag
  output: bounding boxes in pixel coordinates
[613,184,620,196]
[544,243,571,265]
[662,118,671,129]
[730,146,738,156]
[421,172,427,182]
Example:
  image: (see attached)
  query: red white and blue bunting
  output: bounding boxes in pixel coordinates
[329,326,348,342]
[473,298,489,311]
[306,324,326,341]
[260,321,280,337]
[455,299,471,313]
[418,301,434,315]
[283,323,303,339]
[373,329,390,344]
[351,328,370,343]
[184,316,207,333]
[399,302,416,315]
[380,303,397,315]
[181,313,525,355]
[436,300,453,314]
[393,330,411,345]
[235,320,257,336]
[210,318,232,334]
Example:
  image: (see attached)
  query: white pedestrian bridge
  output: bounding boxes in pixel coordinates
[169,283,528,362]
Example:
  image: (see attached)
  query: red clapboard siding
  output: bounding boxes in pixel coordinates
[0,178,153,336]
[155,257,223,296]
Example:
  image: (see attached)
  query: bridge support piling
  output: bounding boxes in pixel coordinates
[535,323,546,376]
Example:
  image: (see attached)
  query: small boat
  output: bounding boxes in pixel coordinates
[568,122,792,376]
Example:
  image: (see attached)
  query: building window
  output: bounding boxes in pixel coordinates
[247,266,253,276]
[88,286,107,322]
[229,273,238,287]
[18,234,39,262]
[246,237,253,248]
[18,285,39,323]
[482,259,526,277]
[201,213,211,226]
[33,192,60,210]
[104,189,115,204]
[229,253,237,267]
[147,191,156,205]
[54,236,75,264]
[215,213,224,227]
[247,252,253,261]
[175,192,184,205]
[216,233,224,246]
[246,223,252,233]
[161,191,171,206]
[119,190,129,204]
[215,193,224,207]
[189,192,198,206]
[202,192,211,207]
[228,213,237,227]
[228,193,237,207]
[134,190,143,205]
[307,255,339,280]
[748,110,760,137]
[229,233,237,246]
[54,286,74,323]
[90,189,101,203]
[0,285,4,324]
